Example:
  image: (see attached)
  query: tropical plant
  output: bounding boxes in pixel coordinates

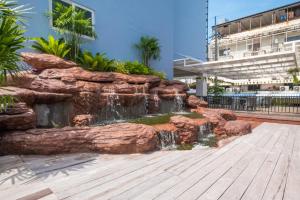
[208,76,225,96]
[134,36,161,67]
[0,95,15,112]
[0,0,30,109]
[78,51,115,72]
[0,2,27,83]
[288,67,300,85]
[49,1,96,61]
[32,35,70,58]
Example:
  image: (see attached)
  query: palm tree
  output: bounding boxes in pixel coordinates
[134,36,161,67]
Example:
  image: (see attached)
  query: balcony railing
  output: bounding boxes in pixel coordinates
[208,38,300,62]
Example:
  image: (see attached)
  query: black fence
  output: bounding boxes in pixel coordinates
[203,95,300,114]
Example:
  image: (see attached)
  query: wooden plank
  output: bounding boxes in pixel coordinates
[56,151,191,199]
[16,188,53,200]
[260,125,296,200]
[63,150,210,199]
[240,126,290,200]
[103,150,214,200]
[178,124,284,200]
[197,125,288,200]
[283,125,300,200]
[217,125,287,200]
[155,123,272,200]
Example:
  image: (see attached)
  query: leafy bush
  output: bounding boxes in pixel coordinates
[123,61,150,75]
[149,69,166,79]
[32,35,70,58]
[78,51,115,72]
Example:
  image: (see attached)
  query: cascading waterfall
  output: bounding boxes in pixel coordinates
[174,90,184,112]
[154,91,160,109]
[157,131,177,150]
[106,88,122,121]
[142,86,149,114]
[198,122,216,147]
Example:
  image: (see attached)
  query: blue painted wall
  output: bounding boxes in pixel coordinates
[19,0,207,79]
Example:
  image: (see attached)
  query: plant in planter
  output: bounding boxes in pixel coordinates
[134,36,161,67]
[49,1,96,61]
[32,35,71,59]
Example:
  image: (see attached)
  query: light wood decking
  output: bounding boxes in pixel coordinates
[0,123,300,200]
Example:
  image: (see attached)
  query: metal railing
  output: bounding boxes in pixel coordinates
[203,95,300,114]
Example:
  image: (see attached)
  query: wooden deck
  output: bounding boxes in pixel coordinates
[0,123,300,200]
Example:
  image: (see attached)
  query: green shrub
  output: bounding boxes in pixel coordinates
[149,69,166,79]
[114,61,129,74]
[32,35,70,58]
[123,61,150,75]
[177,144,194,151]
[0,95,15,112]
[78,51,115,72]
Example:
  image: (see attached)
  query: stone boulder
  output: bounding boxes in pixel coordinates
[0,123,158,155]
[170,116,198,144]
[187,95,208,108]
[0,103,36,131]
[21,53,78,72]
[73,115,97,127]
[215,120,252,139]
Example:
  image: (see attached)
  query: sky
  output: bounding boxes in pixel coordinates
[208,0,299,36]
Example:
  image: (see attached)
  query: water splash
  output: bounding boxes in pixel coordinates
[154,91,160,109]
[174,90,184,112]
[157,131,177,150]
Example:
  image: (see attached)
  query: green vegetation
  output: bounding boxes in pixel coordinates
[0,95,15,112]
[32,35,71,58]
[78,51,115,72]
[177,144,194,151]
[0,0,30,109]
[288,67,300,85]
[208,76,225,96]
[130,112,203,126]
[134,36,161,67]
[49,1,96,60]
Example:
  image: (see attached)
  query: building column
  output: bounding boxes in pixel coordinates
[196,76,208,97]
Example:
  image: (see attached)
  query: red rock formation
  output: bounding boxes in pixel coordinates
[21,52,78,72]
[73,115,97,127]
[170,116,209,144]
[187,95,208,108]
[0,103,36,131]
[0,123,158,154]
[214,120,252,139]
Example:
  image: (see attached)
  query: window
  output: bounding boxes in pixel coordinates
[50,0,95,38]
